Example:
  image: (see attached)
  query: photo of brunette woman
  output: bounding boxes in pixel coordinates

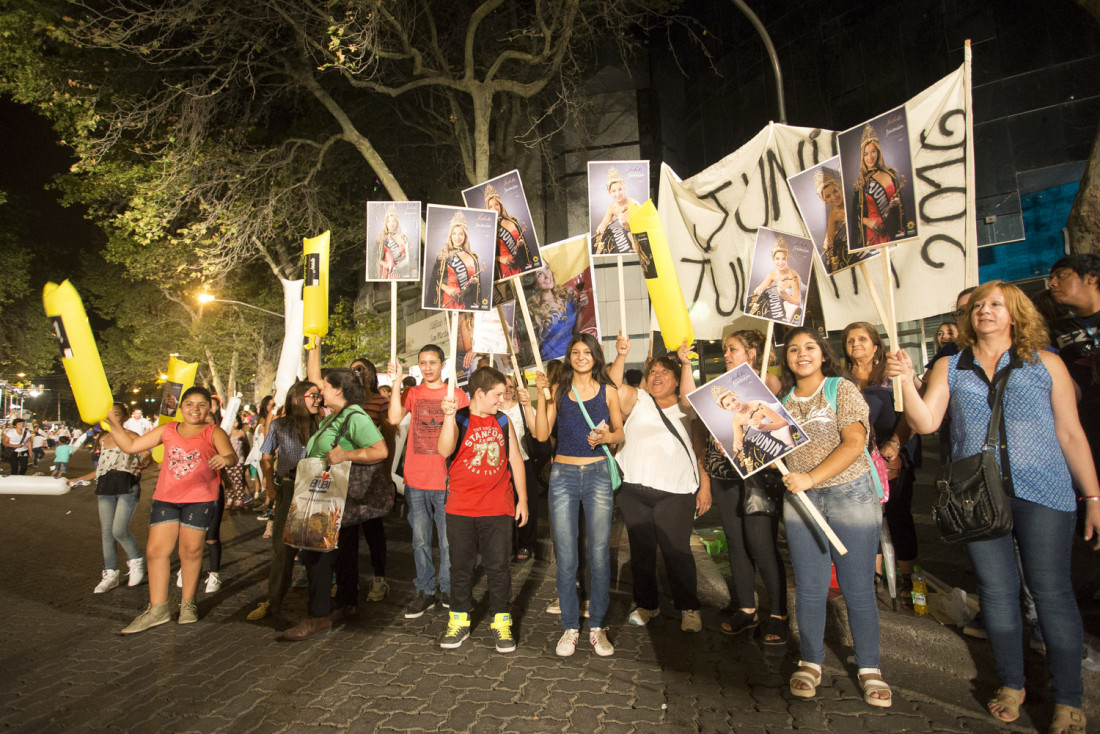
[422,205,496,312]
[788,156,876,277]
[838,108,918,252]
[366,200,421,281]
[462,171,543,281]
[588,160,650,261]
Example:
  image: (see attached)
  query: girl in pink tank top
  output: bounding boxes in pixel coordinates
[106,386,237,634]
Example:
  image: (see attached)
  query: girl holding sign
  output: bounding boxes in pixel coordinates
[778,328,891,708]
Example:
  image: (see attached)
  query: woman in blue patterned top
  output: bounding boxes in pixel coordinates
[888,280,1100,734]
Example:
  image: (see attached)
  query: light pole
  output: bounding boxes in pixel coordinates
[197,293,282,318]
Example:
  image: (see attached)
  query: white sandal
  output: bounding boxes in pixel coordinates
[789,661,821,699]
[858,669,893,708]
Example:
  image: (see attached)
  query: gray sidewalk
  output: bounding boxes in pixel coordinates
[0,443,1097,732]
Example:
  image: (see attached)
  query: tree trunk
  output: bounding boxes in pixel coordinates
[204,348,227,401]
[1067,0,1100,254]
[227,350,238,397]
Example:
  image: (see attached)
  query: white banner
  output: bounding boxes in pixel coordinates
[658,64,977,337]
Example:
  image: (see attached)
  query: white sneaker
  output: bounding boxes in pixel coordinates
[204,572,221,594]
[176,570,183,588]
[628,607,659,626]
[94,569,120,594]
[127,558,145,587]
[556,629,580,657]
[589,627,614,656]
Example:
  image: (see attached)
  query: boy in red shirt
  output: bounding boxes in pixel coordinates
[437,366,529,652]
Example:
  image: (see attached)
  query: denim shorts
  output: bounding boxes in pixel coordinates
[150,499,217,531]
[53,462,68,473]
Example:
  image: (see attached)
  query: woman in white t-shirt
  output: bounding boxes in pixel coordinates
[609,335,709,633]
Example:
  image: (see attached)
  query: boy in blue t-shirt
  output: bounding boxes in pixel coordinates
[52,436,73,478]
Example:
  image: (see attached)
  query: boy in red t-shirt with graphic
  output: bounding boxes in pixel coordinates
[437,366,528,652]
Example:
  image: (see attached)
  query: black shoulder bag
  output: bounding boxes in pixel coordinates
[649,393,699,487]
[933,364,1014,543]
[333,410,394,527]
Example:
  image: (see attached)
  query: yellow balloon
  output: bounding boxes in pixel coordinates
[42,280,113,425]
[150,355,198,463]
[627,200,694,351]
[302,230,330,347]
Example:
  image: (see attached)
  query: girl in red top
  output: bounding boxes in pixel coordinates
[107,386,237,634]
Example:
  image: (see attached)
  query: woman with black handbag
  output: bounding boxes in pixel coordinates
[283,368,388,641]
[888,281,1100,733]
[705,330,789,644]
[608,334,707,633]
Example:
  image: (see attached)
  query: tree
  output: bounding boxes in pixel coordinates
[1067,0,1100,254]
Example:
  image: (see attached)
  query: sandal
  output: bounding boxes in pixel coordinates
[720,609,758,636]
[987,686,1025,723]
[514,547,532,562]
[1049,704,1086,734]
[858,670,893,708]
[789,662,821,698]
[760,615,790,646]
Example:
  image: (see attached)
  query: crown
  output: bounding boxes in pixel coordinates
[813,167,841,197]
[384,203,398,218]
[606,165,625,190]
[483,182,500,206]
[711,384,735,403]
[860,123,879,149]
[450,209,467,227]
[772,235,789,254]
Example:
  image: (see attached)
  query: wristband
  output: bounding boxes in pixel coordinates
[1079,496,1100,503]
[807,470,816,487]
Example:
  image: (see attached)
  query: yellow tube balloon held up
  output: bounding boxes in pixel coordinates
[302,230,330,349]
[627,200,694,351]
[42,280,113,425]
[150,355,198,463]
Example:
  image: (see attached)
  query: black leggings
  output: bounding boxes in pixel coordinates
[205,486,226,572]
[711,475,787,614]
[514,458,541,553]
[333,518,386,608]
[883,463,917,563]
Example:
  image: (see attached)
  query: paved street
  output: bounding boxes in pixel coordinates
[1,446,1097,733]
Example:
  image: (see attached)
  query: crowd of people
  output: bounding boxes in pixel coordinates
[9,254,1099,732]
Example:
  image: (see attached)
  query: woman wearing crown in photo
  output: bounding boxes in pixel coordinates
[752,237,803,324]
[484,183,531,279]
[376,204,410,279]
[711,384,795,474]
[852,123,904,249]
[432,210,483,310]
[815,167,855,273]
[593,166,646,265]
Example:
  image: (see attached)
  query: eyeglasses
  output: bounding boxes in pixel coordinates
[305,393,323,401]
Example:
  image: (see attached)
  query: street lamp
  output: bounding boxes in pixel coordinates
[197,292,281,318]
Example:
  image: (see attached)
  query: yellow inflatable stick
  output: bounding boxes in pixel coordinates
[42,280,113,425]
[627,200,694,351]
[302,231,330,349]
[150,355,198,463]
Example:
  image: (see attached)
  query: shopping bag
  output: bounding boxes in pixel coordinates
[282,457,349,551]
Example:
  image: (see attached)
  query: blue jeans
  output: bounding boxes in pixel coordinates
[549,462,613,629]
[405,487,450,595]
[966,497,1082,707]
[98,493,141,570]
[784,473,882,669]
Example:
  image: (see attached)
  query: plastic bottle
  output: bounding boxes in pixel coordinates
[911,566,930,615]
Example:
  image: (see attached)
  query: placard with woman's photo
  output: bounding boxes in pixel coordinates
[587,160,650,261]
[686,363,810,479]
[787,156,879,277]
[422,204,496,312]
[365,200,421,281]
[838,106,919,253]
[462,170,543,282]
[519,235,601,364]
[744,227,814,327]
